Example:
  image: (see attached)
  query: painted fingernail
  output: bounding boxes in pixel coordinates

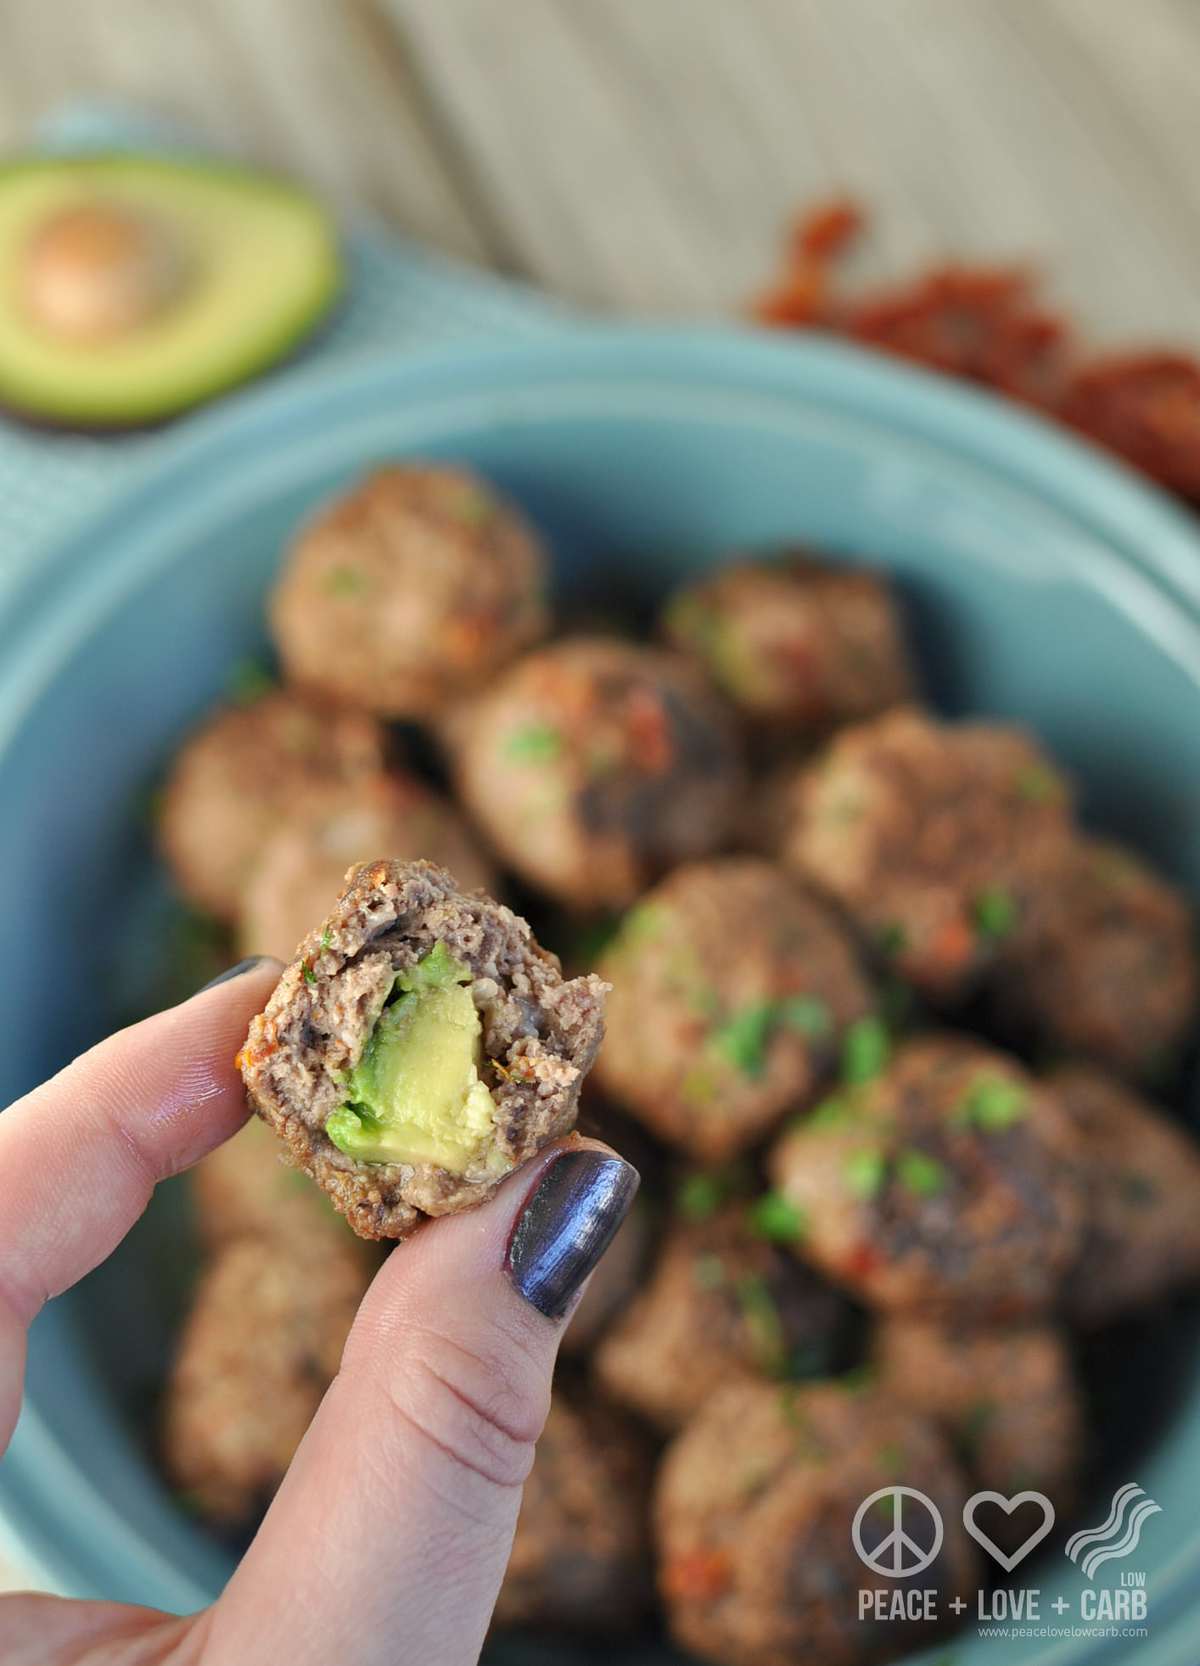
[199,955,272,993]
[505,1149,640,1320]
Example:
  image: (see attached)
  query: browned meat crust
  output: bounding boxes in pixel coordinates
[1052,1065,1200,1326]
[769,1034,1084,1320]
[162,1236,372,1525]
[594,858,874,1163]
[595,1205,845,1431]
[269,464,548,718]
[654,1381,976,1666]
[494,1392,653,1634]
[662,552,913,738]
[239,860,607,1239]
[776,707,1073,1002]
[158,689,385,923]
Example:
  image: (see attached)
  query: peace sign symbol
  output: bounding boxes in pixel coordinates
[851,1486,944,1579]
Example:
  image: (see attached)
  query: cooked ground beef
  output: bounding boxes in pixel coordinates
[594,857,874,1162]
[238,860,607,1240]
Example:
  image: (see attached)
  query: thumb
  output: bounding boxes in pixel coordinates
[204,1139,638,1666]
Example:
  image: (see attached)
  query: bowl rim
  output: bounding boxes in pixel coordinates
[3,321,1200,1663]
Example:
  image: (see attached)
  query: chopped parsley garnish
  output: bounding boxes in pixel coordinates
[844,1147,887,1199]
[877,921,909,957]
[1016,764,1062,804]
[710,993,833,1080]
[954,1073,1028,1131]
[842,1015,891,1085]
[735,1273,787,1375]
[320,926,333,952]
[805,1094,857,1131]
[778,993,834,1039]
[301,961,317,986]
[325,565,367,597]
[505,722,563,764]
[974,885,1018,940]
[837,1363,878,1394]
[677,1171,726,1223]
[747,1190,808,1243]
[452,487,495,525]
[896,1148,947,1197]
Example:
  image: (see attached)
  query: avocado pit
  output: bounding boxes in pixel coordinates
[21,197,192,345]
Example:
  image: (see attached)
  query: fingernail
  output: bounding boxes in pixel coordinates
[199,955,272,993]
[505,1149,640,1320]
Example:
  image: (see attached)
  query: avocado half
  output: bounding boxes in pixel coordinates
[0,155,341,427]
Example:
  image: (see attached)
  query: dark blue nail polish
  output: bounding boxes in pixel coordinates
[505,1149,640,1320]
[199,955,271,993]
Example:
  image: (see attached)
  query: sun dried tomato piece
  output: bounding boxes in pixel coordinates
[795,197,864,263]
[1059,352,1200,500]
[662,1547,734,1603]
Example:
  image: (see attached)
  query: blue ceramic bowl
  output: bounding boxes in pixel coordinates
[2,327,1199,1665]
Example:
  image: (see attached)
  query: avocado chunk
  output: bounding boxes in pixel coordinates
[0,156,340,426]
[326,943,507,1175]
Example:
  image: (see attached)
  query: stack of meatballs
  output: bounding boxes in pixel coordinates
[157,463,1200,1666]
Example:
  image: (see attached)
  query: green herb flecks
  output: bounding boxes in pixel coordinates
[325,565,367,598]
[505,722,563,764]
[677,1172,726,1223]
[451,487,495,526]
[1015,764,1063,804]
[711,993,834,1080]
[877,922,909,958]
[973,885,1018,941]
[842,1015,891,1085]
[735,1273,788,1376]
[896,1149,947,1197]
[844,1147,887,1199]
[953,1073,1028,1131]
[746,1190,808,1243]
[302,961,317,986]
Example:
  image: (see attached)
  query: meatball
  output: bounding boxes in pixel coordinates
[494,1392,652,1634]
[1052,1065,1200,1327]
[873,1317,1083,1542]
[991,837,1197,1082]
[159,689,385,923]
[560,1196,651,1356]
[269,464,548,718]
[777,707,1073,1002]
[655,1381,976,1666]
[238,860,607,1240]
[162,1236,371,1525]
[769,1035,1084,1319]
[238,771,495,962]
[593,858,874,1163]
[595,1204,845,1432]
[191,1116,359,1251]
[449,637,746,911]
[662,552,913,738]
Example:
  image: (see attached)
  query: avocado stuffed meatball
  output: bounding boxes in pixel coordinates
[163,1235,371,1526]
[494,1391,652,1634]
[662,552,913,739]
[593,858,874,1162]
[238,771,495,963]
[991,837,1197,1082]
[159,688,385,923]
[238,860,607,1240]
[655,1381,976,1666]
[1052,1065,1200,1327]
[777,707,1073,1002]
[595,1202,845,1432]
[769,1035,1084,1319]
[270,464,548,718]
[873,1317,1083,1542]
[449,637,746,911]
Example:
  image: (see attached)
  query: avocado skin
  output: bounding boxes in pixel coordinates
[0,154,342,429]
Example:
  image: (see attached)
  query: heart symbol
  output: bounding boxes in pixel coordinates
[962,1490,1056,1572]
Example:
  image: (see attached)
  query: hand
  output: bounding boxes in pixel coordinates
[0,960,637,1666]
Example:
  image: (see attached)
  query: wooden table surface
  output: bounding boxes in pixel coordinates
[1,0,1198,1597]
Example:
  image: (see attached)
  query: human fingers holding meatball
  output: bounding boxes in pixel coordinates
[0,960,638,1666]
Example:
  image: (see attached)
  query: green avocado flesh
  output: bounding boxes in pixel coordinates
[0,156,340,426]
[326,943,506,1174]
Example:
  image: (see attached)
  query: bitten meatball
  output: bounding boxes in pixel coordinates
[595,1203,845,1432]
[191,1116,357,1251]
[494,1392,652,1634]
[159,689,385,923]
[873,1317,1083,1544]
[776,707,1073,1002]
[662,552,913,738]
[238,860,607,1240]
[655,1382,976,1666]
[593,858,874,1162]
[991,838,1197,1082]
[270,464,548,717]
[449,637,746,911]
[238,772,495,962]
[162,1236,371,1525]
[1052,1065,1200,1327]
[769,1035,1084,1319]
